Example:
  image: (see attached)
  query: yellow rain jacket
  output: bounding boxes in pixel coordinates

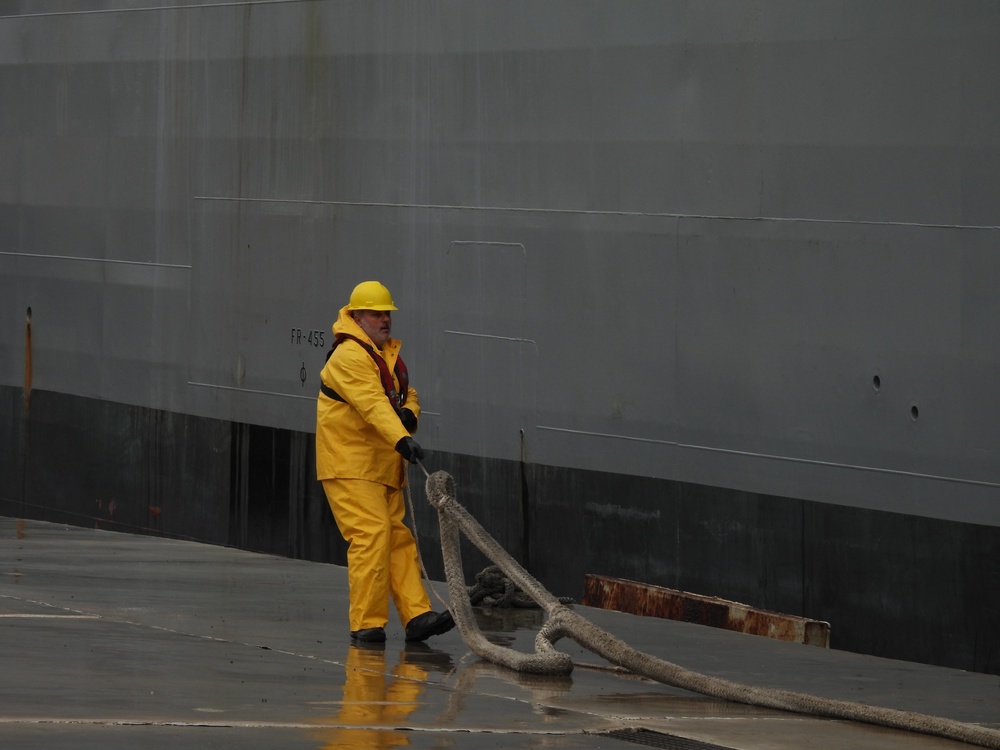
[315,306,420,489]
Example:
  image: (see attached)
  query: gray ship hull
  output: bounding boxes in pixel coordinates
[1,1,998,673]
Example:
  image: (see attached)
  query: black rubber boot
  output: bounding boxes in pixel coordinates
[404,611,455,642]
[350,627,387,643]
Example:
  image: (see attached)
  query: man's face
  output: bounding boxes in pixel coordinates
[354,309,392,347]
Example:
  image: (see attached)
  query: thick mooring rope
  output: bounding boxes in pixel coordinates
[423,469,1000,749]
[468,565,575,608]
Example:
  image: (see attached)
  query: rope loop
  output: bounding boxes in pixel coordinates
[424,469,454,510]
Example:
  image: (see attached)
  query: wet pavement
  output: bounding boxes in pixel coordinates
[2,515,998,750]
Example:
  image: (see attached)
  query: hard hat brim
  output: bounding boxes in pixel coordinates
[347,303,398,311]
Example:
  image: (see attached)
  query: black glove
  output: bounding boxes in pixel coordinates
[395,436,424,464]
[398,408,418,433]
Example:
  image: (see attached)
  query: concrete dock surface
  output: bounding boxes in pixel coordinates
[2,515,998,749]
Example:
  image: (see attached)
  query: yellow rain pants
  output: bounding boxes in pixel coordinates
[323,477,430,632]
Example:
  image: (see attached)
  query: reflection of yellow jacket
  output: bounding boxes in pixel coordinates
[316,306,420,488]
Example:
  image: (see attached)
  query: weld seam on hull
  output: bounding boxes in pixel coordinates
[536,425,1000,490]
[186,382,315,401]
[0,251,191,270]
[2,0,306,21]
[192,196,1000,232]
[444,331,537,345]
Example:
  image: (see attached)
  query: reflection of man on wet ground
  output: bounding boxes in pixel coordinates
[313,643,454,749]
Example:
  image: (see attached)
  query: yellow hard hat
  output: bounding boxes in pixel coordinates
[347,280,398,311]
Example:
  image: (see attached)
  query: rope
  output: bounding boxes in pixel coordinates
[423,468,1000,749]
[403,460,452,614]
[405,460,566,612]
[468,565,575,608]
[406,460,572,612]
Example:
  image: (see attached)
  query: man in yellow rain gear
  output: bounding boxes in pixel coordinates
[316,280,455,644]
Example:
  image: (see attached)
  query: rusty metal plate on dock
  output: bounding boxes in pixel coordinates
[582,574,830,647]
